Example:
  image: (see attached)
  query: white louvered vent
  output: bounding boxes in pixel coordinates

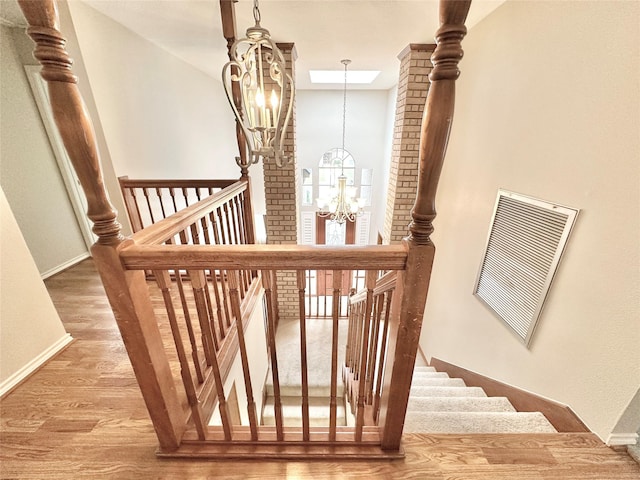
[474,190,579,346]
[300,211,315,245]
[356,212,371,245]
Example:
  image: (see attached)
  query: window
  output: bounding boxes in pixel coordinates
[317,148,355,203]
[301,168,313,206]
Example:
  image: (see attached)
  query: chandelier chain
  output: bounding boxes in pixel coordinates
[341,59,350,175]
[253,0,261,24]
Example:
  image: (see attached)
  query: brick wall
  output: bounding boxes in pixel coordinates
[383,44,435,244]
[263,43,299,321]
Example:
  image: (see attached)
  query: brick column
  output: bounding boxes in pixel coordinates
[383,44,435,244]
[263,43,299,322]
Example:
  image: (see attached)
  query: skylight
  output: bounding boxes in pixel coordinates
[309,70,380,84]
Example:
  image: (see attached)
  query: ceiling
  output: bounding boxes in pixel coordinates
[2,0,506,90]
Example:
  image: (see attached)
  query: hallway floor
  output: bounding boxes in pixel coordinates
[1,259,638,479]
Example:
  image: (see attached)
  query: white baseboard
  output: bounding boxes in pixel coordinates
[607,432,639,446]
[0,334,74,397]
[40,252,90,280]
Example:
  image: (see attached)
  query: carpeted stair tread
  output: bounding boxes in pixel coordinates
[403,411,557,434]
[412,371,451,379]
[411,377,466,387]
[410,385,487,398]
[413,366,437,373]
[407,395,516,412]
[262,396,346,427]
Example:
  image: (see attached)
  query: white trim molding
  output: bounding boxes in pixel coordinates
[41,252,91,280]
[606,432,639,446]
[0,334,74,397]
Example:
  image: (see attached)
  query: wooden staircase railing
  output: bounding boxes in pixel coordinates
[344,270,398,426]
[19,0,471,459]
[118,177,239,234]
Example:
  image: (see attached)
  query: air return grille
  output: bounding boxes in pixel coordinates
[474,190,579,346]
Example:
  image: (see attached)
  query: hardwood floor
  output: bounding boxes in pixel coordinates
[1,259,638,479]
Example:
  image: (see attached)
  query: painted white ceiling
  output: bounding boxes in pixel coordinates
[2,0,506,90]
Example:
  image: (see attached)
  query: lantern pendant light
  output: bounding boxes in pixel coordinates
[222,0,295,167]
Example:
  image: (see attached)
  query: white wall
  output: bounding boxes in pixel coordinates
[64,1,265,213]
[420,0,639,441]
[297,89,390,244]
[0,188,72,394]
[0,25,88,275]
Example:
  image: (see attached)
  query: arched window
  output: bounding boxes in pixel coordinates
[317,147,355,204]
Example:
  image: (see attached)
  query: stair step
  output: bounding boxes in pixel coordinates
[407,396,516,413]
[412,371,450,379]
[411,377,466,387]
[265,384,344,398]
[413,366,437,373]
[403,411,557,434]
[410,385,487,398]
[262,396,346,427]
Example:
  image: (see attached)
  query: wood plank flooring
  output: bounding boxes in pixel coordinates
[1,259,638,479]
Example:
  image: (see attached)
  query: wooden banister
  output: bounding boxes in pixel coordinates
[130,180,248,245]
[120,244,408,271]
[378,0,471,450]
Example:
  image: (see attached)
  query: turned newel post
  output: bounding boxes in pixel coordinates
[409,1,470,245]
[379,0,470,450]
[18,0,185,451]
[18,0,121,245]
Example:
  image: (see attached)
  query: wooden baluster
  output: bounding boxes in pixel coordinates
[329,270,342,441]
[216,207,228,244]
[208,268,228,337]
[181,187,190,209]
[296,271,310,441]
[189,270,218,362]
[174,265,204,383]
[154,270,207,440]
[379,0,471,450]
[228,271,258,440]
[223,202,234,246]
[354,303,363,379]
[218,269,233,329]
[202,270,221,344]
[374,290,393,423]
[190,221,201,245]
[142,187,155,226]
[366,294,385,404]
[155,187,167,220]
[200,213,212,245]
[169,187,179,213]
[355,271,377,440]
[118,177,144,233]
[17,0,185,451]
[232,195,249,294]
[262,270,284,441]
[209,210,221,245]
[190,271,232,440]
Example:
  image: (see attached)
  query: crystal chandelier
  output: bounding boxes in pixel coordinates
[317,59,365,224]
[222,0,294,167]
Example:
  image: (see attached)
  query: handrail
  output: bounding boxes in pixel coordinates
[119,244,408,271]
[119,178,237,189]
[130,180,248,245]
